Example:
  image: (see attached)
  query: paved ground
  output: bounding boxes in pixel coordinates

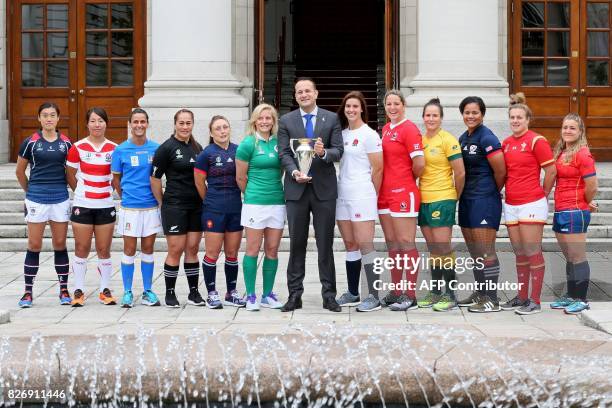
[1,250,611,339]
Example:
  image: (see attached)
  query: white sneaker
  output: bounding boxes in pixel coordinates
[260,292,283,309]
[245,294,259,311]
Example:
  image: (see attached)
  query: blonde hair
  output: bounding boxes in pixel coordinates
[247,103,279,136]
[508,92,533,120]
[554,113,589,164]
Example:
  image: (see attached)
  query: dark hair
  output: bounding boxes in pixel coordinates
[208,115,230,145]
[295,77,317,90]
[422,98,444,118]
[37,102,60,117]
[173,108,201,153]
[508,92,532,120]
[129,108,149,122]
[459,96,486,116]
[383,89,405,106]
[86,107,109,124]
[337,91,368,129]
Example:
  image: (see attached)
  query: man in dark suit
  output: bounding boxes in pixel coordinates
[277,78,344,312]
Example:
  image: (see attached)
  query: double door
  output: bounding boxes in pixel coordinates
[9,0,145,161]
[511,0,612,160]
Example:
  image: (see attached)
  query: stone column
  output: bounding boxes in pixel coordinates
[0,1,9,162]
[139,0,250,145]
[403,0,509,138]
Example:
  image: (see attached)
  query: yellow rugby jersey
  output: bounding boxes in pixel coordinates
[420,129,462,203]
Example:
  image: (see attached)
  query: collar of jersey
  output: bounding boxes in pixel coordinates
[255,132,276,142]
[389,118,408,129]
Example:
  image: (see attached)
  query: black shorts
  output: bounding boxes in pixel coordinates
[161,206,203,235]
[70,206,116,225]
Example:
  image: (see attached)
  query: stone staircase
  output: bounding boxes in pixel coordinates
[1,165,611,252]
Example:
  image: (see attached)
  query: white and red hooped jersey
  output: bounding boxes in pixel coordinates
[66,139,117,208]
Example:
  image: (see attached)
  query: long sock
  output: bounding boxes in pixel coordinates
[72,256,87,291]
[243,254,258,295]
[440,252,457,299]
[528,252,545,304]
[388,249,402,295]
[483,258,500,302]
[24,250,40,294]
[516,254,530,300]
[262,257,278,296]
[346,250,362,296]
[403,248,419,299]
[429,255,444,295]
[98,258,113,292]
[473,263,485,295]
[566,262,576,298]
[573,261,590,301]
[362,251,379,299]
[202,256,217,292]
[54,249,69,291]
[164,263,179,292]
[224,256,239,293]
[141,253,154,291]
[121,254,135,292]
[184,262,200,291]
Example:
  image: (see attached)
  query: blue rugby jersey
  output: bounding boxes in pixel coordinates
[458,124,502,199]
[194,143,242,214]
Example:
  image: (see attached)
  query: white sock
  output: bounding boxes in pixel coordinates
[98,258,113,292]
[72,256,88,291]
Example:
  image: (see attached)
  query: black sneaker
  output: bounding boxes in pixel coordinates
[501,296,528,311]
[457,291,484,307]
[187,289,205,306]
[165,289,180,308]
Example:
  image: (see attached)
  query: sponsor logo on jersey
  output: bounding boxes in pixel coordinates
[452,144,458,150]
[399,202,407,211]
[480,219,488,225]
[189,158,195,163]
[227,157,233,162]
[74,208,80,216]
[469,145,477,155]
[169,225,179,232]
[431,210,440,219]
[215,156,223,167]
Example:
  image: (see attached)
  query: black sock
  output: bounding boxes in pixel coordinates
[54,249,69,291]
[442,267,456,300]
[430,266,444,295]
[566,262,576,298]
[184,262,200,291]
[202,256,217,292]
[24,250,40,294]
[224,256,238,293]
[346,258,362,296]
[164,263,179,292]
[573,261,590,301]
[362,252,379,299]
[483,259,500,302]
[473,264,485,295]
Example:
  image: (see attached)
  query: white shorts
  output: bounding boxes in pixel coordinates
[336,197,378,221]
[504,197,548,226]
[24,198,71,223]
[241,204,286,229]
[116,207,162,237]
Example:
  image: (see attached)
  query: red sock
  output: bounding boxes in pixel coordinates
[403,248,419,299]
[516,255,530,300]
[388,250,402,295]
[528,253,545,304]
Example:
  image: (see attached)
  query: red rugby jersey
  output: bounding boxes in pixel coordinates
[554,146,596,211]
[381,119,423,192]
[66,139,117,208]
[502,130,554,205]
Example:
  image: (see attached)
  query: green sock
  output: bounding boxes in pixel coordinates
[243,254,258,295]
[262,257,278,296]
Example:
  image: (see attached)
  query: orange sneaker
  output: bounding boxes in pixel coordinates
[71,289,85,307]
[99,288,117,305]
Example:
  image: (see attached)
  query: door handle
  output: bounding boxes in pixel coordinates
[572,96,577,102]
[580,89,586,95]
[572,89,578,95]
[70,89,76,95]
[79,89,84,95]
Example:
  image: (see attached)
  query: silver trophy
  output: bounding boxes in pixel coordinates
[290,138,315,177]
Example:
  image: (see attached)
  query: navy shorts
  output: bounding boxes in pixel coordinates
[553,210,591,234]
[202,211,243,233]
[458,196,502,230]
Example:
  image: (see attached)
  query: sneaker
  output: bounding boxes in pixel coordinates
[205,290,223,309]
[515,299,542,315]
[389,294,418,311]
[550,294,574,309]
[188,289,206,306]
[467,295,501,313]
[71,289,85,307]
[121,291,134,308]
[245,294,259,311]
[432,295,458,312]
[260,292,283,309]
[224,290,246,308]
[59,289,72,305]
[99,288,117,305]
[337,291,360,307]
[18,292,33,308]
[457,291,484,307]
[165,290,180,308]
[141,290,161,306]
[501,296,528,311]
[564,300,590,315]
[356,294,382,312]
[417,292,441,308]
[380,291,402,307]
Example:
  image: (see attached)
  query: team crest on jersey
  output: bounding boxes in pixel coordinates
[175,149,183,159]
[469,145,478,155]
[354,213,362,219]
[105,153,112,162]
[125,222,131,231]
[390,133,398,141]
[215,156,223,167]
[207,219,214,229]
[521,142,527,152]
[452,144,458,150]
[59,143,66,152]
[35,142,43,151]
[352,139,359,146]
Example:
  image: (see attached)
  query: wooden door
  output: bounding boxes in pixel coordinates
[511,0,612,160]
[9,0,145,161]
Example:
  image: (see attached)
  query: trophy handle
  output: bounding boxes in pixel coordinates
[290,138,298,157]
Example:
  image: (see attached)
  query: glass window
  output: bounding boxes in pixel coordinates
[112,60,133,86]
[522,31,544,56]
[86,32,108,57]
[587,60,609,86]
[22,62,44,87]
[547,2,570,28]
[522,60,544,86]
[22,33,44,58]
[47,33,69,58]
[111,32,133,57]
[87,60,108,86]
[86,3,108,28]
[547,31,569,57]
[588,32,610,57]
[547,60,569,86]
[111,4,133,28]
[47,61,69,87]
[587,3,609,29]
[47,4,68,30]
[522,2,544,28]
[22,5,44,30]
